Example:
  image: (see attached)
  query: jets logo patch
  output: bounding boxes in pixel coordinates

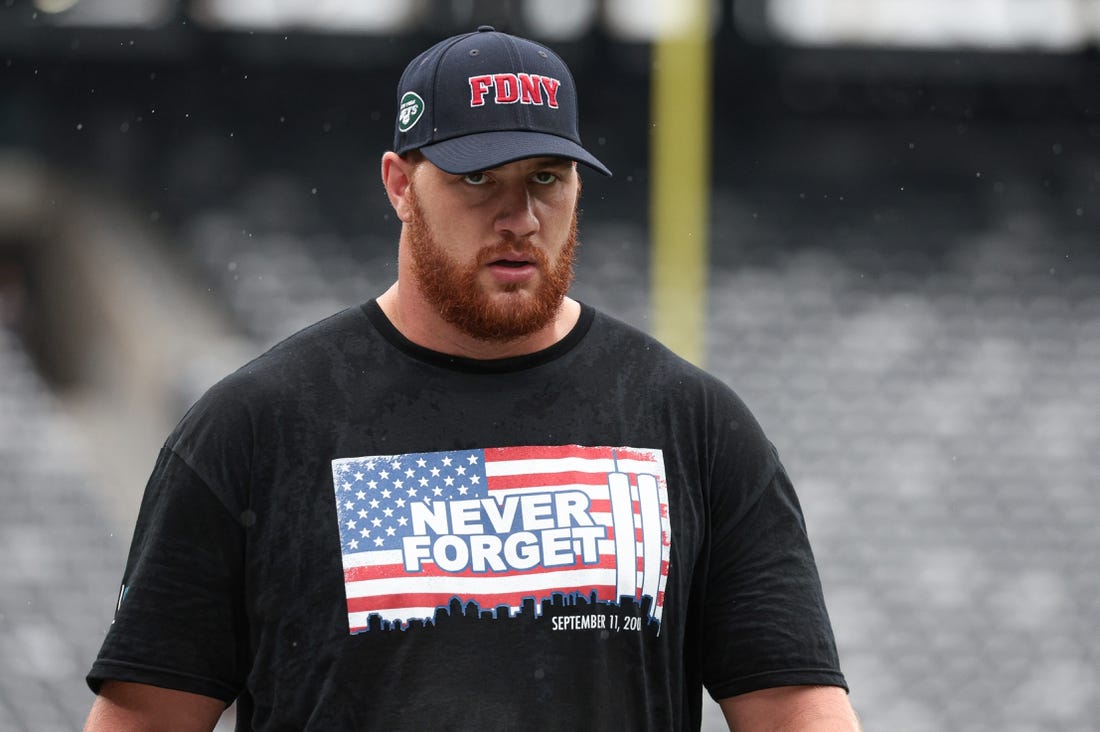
[398,91,424,132]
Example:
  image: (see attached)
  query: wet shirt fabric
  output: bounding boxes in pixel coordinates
[87,300,846,731]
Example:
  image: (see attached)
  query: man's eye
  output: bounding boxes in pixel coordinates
[463,172,489,185]
[532,171,558,185]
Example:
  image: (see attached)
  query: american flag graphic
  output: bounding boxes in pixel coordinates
[331,445,671,633]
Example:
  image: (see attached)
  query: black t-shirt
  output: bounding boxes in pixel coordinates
[88,301,846,730]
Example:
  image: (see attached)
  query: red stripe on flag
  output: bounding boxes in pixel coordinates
[588,499,645,514]
[345,554,618,583]
[487,470,613,491]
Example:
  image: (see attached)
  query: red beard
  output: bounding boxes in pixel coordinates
[405,185,578,343]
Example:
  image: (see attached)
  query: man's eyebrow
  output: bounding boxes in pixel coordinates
[539,158,575,169]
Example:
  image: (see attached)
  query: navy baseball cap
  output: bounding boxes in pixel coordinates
[393,25,611,176]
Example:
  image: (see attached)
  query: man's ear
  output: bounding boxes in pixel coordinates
[381,151,415,223]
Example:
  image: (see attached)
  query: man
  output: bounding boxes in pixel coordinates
[85,26,859,731]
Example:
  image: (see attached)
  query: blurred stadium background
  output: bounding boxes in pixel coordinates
[2,1,1099,730]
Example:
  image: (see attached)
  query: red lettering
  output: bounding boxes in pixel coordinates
[519,73,542,105]
[471,73,562,107]
[469,75,493,106]
[494,73,519,104]
[540,76,561,108]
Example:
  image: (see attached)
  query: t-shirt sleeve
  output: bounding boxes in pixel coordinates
[86,445,248,703]
[700,441,847,700]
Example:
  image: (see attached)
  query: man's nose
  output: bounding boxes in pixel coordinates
[494,183,540,239]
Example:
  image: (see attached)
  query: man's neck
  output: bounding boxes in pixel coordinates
[375,282,581,360]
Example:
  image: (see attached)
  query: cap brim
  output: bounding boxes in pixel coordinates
[420,130,611,177]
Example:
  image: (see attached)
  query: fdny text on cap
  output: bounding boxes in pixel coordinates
[469,74,561,108]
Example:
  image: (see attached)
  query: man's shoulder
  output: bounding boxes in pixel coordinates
[587,308,724,384]
[587,307,673,355]
[583,306,764,432]
[226,304,373,384]
[173,305,374,428]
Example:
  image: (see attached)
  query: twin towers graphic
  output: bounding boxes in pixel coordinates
[606,455,666,610]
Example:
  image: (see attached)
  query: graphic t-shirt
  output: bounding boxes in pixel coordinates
[88,301,846,730]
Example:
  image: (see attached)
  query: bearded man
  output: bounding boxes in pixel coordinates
[85,26,859,732]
